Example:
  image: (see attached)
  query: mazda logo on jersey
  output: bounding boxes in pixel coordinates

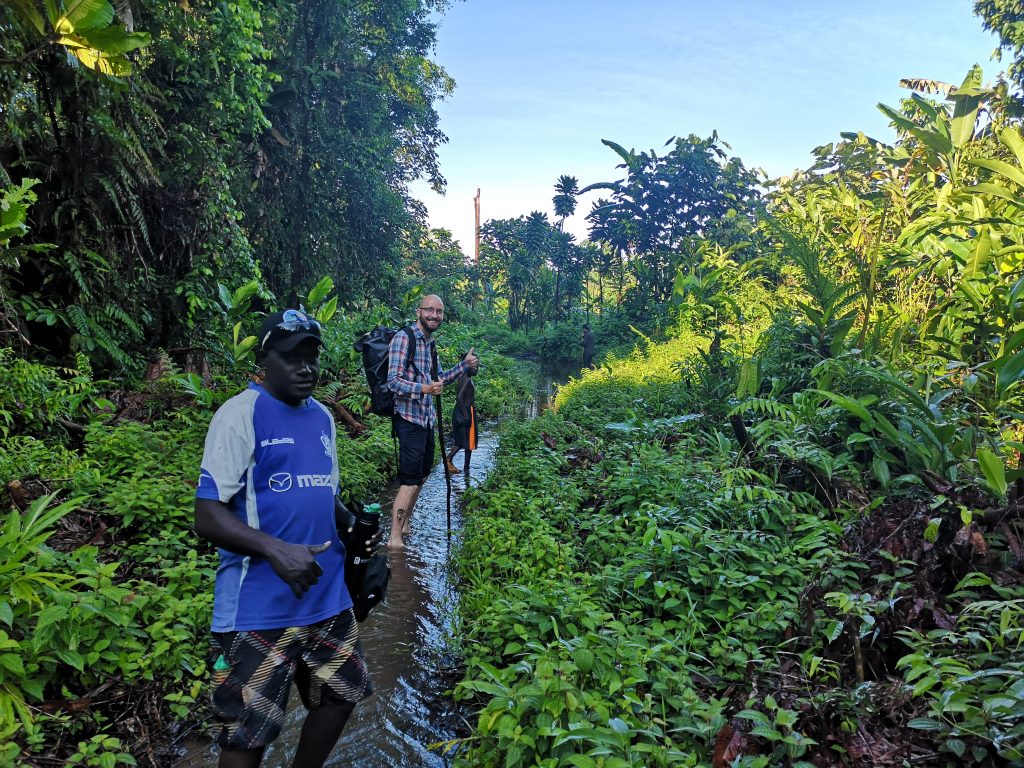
[268,473,331,492]
[297,474,332,488]
[269,473,293,492]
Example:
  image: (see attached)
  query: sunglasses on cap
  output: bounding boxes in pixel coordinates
[259,309,322,351]
[277,309,320,331]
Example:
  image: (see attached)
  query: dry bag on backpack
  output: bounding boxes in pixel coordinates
[353,326,415,416]
[350,553,390,622]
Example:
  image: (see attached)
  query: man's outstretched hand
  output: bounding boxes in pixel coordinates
[465,347,479,372]
[266,539,331,598]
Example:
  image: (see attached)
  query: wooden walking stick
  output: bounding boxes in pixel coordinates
[430,345,452,533]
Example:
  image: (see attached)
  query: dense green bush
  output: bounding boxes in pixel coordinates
[451,399,845,765]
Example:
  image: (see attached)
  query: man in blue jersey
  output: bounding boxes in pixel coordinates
[385,294,478,548]
[195,309,374,768]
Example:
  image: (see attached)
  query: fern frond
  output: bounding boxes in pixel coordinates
[97,176,127,224]
[103,303,143,339]
[315,380,348,401]
[730,397,797,422]
[66,304,91,336]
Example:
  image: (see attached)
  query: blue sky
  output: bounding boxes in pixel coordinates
[409,1,1001,251]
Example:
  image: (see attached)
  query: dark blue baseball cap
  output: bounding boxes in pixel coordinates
[258,309,322,353]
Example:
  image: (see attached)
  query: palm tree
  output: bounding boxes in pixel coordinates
[551,175,578,315]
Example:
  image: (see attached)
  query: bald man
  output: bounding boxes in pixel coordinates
[385,295,478,547]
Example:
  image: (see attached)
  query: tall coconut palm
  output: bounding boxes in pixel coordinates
[551,175,578,315]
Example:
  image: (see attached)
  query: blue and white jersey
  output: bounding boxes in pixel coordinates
[196,383,351,632]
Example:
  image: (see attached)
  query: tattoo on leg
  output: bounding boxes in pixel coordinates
[396,508,406,524]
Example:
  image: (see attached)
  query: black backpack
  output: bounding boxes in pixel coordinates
[353,326,416,417]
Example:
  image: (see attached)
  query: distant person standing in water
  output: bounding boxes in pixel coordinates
[446,359,478,480]
[386,294,478,548]
[582,324,596,369]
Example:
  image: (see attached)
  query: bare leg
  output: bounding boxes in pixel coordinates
[446,447,461,474]
[388,483,420,548]
[463,448,472,484]
[290,702,355,768]
[218,748,264,768]
[402,484,422,534]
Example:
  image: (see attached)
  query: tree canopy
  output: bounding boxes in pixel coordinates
[0,0,454,372]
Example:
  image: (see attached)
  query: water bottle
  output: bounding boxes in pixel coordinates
[344,502,381,597]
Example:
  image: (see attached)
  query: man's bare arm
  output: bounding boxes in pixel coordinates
[195,498,330,598]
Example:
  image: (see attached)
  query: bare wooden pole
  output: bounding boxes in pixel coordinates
[473,188,481,264]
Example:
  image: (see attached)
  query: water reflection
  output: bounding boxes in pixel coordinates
[527,360,578,419]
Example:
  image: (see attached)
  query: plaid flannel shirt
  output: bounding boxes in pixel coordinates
[386,324,468,428]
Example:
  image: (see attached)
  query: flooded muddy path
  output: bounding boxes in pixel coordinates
[177,429,499,767]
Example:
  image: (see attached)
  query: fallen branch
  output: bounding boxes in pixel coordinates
[330,401,365,435]
[57,417,86,435]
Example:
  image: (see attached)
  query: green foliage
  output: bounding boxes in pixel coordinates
[480,212,583,331]
[1,0,456,375]
[0,349,112,439]
[898,574,1024,762]
[554,328,706,433]
[7,0,150,75]
[582,133,763,310]
[452,395,845,766]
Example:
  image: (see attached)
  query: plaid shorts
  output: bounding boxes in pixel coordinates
[210,609,373,751]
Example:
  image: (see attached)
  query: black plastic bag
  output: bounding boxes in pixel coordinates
[351,553,390,622]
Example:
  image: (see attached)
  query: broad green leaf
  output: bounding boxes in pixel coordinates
[8,0,46,34]
[307,275,334,308]
[54,0,114,34]
[233,280,260,306]
[63,42,132,75]
[946,738,967,758]
[76,27,150,55]
[1000,125,1024,168]
[963,231,992,278]
[0,202,29,243]
[607,717,629,734]
[735,359,759,399]
[914,127,953,157]
[1011,277,1024,308]
[736,709,770,726]
[823,619,844,643]
[971,157,1024,189]
[809,389,874,426]
[994,348,1024,395]
[910,92,939,121]
[949,65,983,148]
[872,456,891,489]
[233,336,258,361]
[600,139,635,166]
[315,295,338,324]
[966,182,1024,206]
[878,103,923,137]
[977,448,1007,497]
[19,676,44,701]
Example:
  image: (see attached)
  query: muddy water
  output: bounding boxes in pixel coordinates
[177,429,498,768]
[527,360,577,418]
